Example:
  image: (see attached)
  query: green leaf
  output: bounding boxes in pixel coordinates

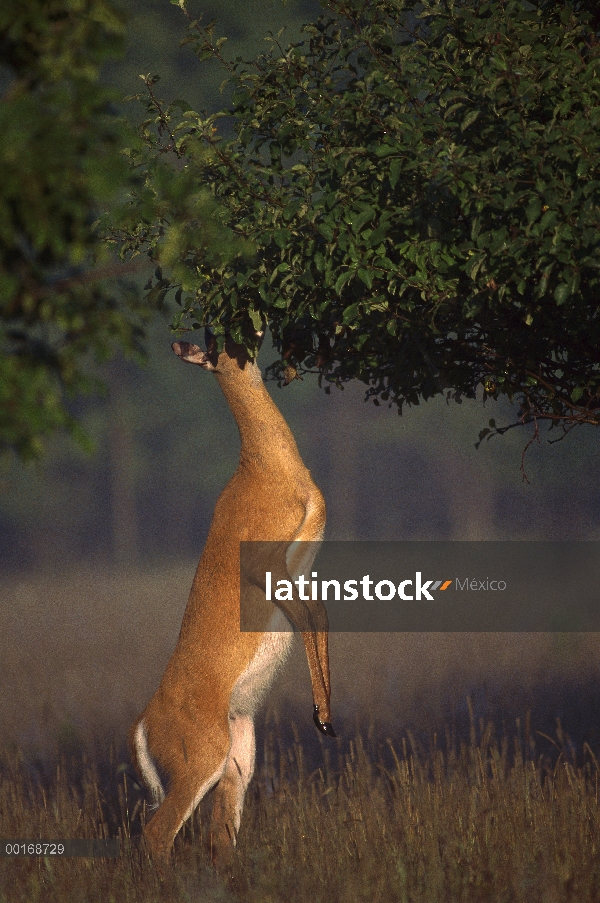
[467,255,485,280]
[443,102,464,121]
[350,206,376,233]
[576,159,588,178]
[389,158,402,189]
[317,222,334,241]
[525,198,542,224]
[248,308,263,331]
[554,282,571,305]
[335,270,353,296]
[461,110,481,132]
[369,225,388,247]
[568,271,581,295]
[358,268,374,289]
[282,200,301,222]
[274,228,291,249]
[539,209,558,232]
[342,302,360,325]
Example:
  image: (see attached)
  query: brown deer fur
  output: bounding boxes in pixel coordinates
[129,336,333,869]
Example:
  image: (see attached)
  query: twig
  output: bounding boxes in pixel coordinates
[143,77,181,155]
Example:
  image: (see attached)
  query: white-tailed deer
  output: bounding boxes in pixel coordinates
[130,333,334,869]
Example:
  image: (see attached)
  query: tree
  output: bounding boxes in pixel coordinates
[0,0,244,461]
[118,0,600,452]
[0,0,140,459]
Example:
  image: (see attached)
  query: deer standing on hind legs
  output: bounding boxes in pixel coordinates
[129,332,334,871]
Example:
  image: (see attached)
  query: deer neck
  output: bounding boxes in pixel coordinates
[214,364,303,473]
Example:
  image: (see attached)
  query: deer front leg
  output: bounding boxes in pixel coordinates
[244,541,335,737]
[301,629,335,736]
[265,585,335,736]
[259,588,334,735]
[313,627,333,732]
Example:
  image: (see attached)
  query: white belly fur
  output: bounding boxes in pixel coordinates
[228,608,294,716]
[229,532,321,717]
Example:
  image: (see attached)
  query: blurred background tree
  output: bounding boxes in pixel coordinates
[0,0,147,459]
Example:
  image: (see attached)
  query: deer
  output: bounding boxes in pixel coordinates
[129,332,334,871]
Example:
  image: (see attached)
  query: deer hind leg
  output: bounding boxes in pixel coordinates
[135,718,229,867]
[209,713,256,870]
[130,719,165,810]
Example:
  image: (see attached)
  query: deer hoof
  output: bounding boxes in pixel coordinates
[313,705,337,738]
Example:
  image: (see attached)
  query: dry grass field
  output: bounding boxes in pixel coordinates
[3,567,600,901]
[2,719,600,902]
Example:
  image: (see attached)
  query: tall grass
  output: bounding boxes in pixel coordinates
[1,710,600,902]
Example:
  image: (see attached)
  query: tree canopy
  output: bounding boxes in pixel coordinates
[118,0,600,446]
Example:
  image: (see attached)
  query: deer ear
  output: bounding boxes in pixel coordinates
[172,341,217,370]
